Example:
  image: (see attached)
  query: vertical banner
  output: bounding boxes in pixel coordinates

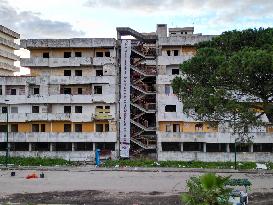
[120,40,131,158]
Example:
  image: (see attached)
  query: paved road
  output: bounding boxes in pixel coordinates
[0,169,273,197]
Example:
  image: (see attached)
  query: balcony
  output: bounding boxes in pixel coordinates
[0,113,93,122]
[158,35,216,46]
[93,57,116,66]
[157,132,273,143]
[20,57,92,67]
[49,76,116,85]
[0,132,117,142]
[94,108,113,120]
[157,55,193,65]
[0,94,116,104]
[20,38,116,49]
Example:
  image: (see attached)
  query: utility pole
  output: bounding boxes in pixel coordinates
[5,99,9,167]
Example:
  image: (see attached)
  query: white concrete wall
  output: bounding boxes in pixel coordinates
[0,132,117,142]
[158,132,273,143]
[158,151,273,162]
[0,150,118,161]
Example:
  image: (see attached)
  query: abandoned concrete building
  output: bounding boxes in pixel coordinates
[0,24,273,162]
[0,25,20,76]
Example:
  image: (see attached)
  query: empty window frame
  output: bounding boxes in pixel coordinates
[75,106,82,113]
[0,124,7,132]
[166,50,171,56]
[75,142,93,151]
[64,124,72,132]
[64,70,71,76]
[32,106,39,113]
[165,85,171,95]
[95,123,109,132]
[75,70,82,76]
[195,123,203,131]
[64,52,71,58]
[172,69,180,75]
[10,106,18,113]
[32,142,50,151]
[75,52,82,57]
[96,69,103,76]
[165,105,176,112]
[10,142,29,151]
[162,142,180,151]
[55,142,72,151]
[183,142,203,151]
[32,124,40,132]
[173,50,179,56]
[96,52,103,57]
[105,51,110,57]
[173,124,180,132]
[43,52,49,58]
[33,87,40,95]
[0,87,2,95]
[64,106,71,113]
[10,88,16,95]
[2,107,7,113]
[10,124,18,132]
[40,124,46,132]
[63,87,71,94]
[94,86,102,94]
[75,124,82,132]
[78,88,82,94]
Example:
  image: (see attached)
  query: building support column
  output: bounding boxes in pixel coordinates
[72,142,75,151]
[180,142,183,152]
[250,144,253,152]
[203,142,206,152]
[157,142,162,152]
[29,143,32,152]
[226,144,230,152]
[50,143,53,152]
[93,143,96,151]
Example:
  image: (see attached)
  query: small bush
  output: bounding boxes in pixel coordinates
[0,156,72,166]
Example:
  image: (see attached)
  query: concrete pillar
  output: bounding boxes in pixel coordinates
[226,144,230,152]
[250,144,253,152]
[93,143,96,151]
[180,142,183,152]
[115,142,119,151]
[157,142,162,152]
[50,143,53,152]
[2,85,6,95]
[203,142,206,152]
[29,143,32,151]
[72,142,75,151]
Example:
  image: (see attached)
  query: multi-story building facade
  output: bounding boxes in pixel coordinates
[0,25,20,75]
[0,38,119,161]
[0,24,272,162]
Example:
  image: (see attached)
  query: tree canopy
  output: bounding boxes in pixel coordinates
[172,28,273,131]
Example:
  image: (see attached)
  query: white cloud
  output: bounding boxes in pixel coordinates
[0,0,85,38]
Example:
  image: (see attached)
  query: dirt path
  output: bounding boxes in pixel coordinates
[0,190,273,205]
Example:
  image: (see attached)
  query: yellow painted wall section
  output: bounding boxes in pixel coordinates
[52,121,68,132]
[182,46,196,54]
[18,123,31,132]
[82,122,94,132]
[159,121,218,132]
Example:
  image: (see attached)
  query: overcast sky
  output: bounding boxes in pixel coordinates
[1,0,273,39]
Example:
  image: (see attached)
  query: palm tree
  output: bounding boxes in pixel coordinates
[181,173,232,205]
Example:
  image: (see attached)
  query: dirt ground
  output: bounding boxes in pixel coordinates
[0,190,273,205]
[0,168,273,204]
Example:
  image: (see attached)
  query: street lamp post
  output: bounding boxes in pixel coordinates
[5,99,9,167]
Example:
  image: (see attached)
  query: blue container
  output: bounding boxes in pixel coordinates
[95,149,101,166]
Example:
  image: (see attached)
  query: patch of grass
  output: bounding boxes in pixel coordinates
[0,156,72,166]
[102,160,273,170]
